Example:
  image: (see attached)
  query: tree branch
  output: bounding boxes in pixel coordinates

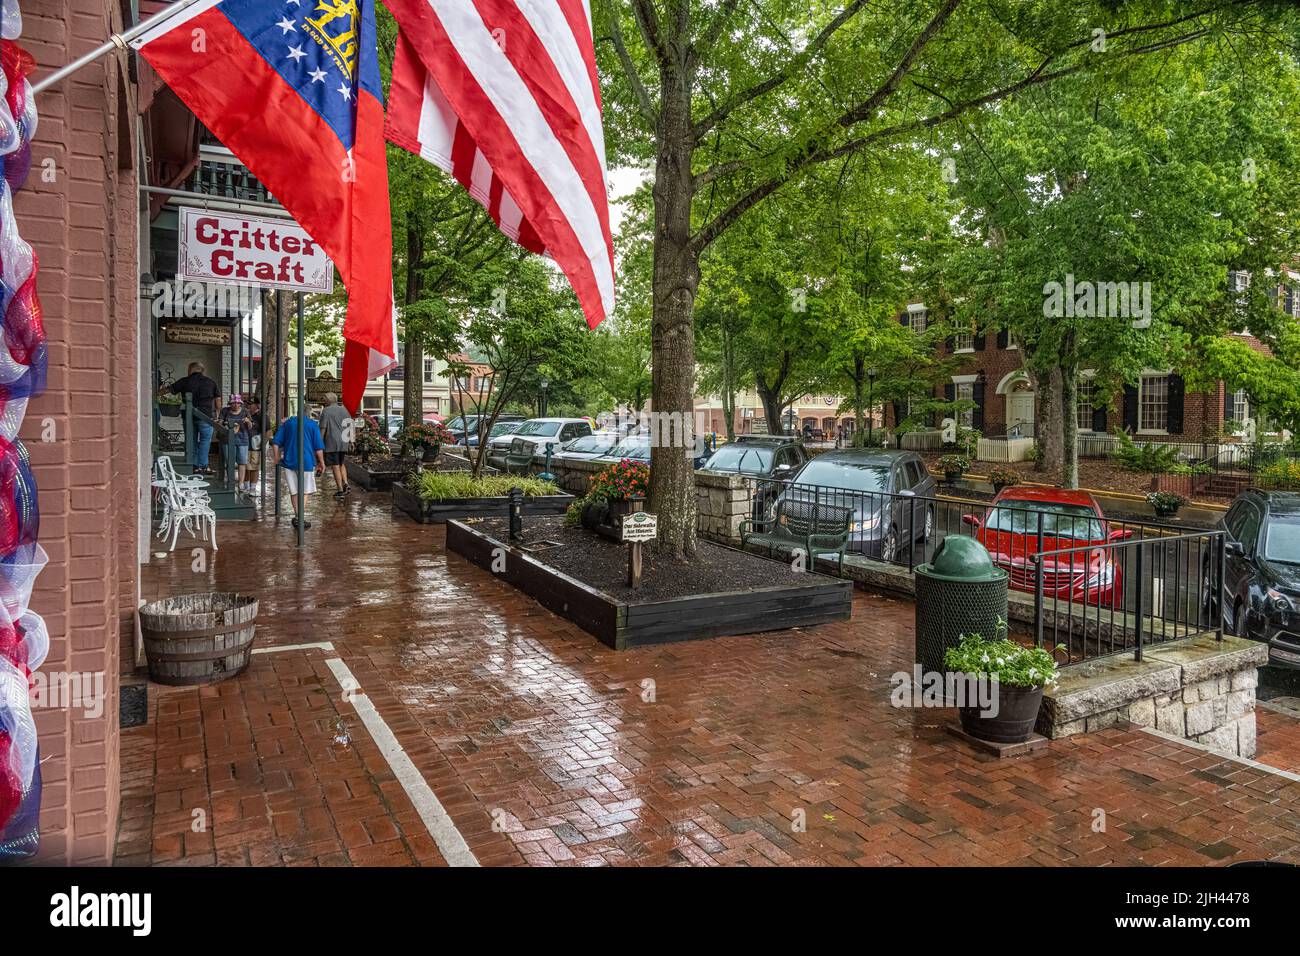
[692,0,876,139]
[692,15,1223,252]
[603,0,658,126]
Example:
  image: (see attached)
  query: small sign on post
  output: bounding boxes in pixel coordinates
[622,509,657,590]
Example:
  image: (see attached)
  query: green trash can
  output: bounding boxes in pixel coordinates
[914,536,1008,675]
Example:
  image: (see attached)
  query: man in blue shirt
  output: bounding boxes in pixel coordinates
[270,413,325,529]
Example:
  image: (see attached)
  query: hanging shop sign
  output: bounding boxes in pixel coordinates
[177,207,334,293]
[163,323,233,347]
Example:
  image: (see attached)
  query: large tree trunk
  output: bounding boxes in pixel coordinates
[402,220,424,422]
[851,358,866,447]
[648,75,699,559]
[755,378,785,436]
[1062,365,1079,490]
[1036,366,1065,477]
[261,290,289,423]
[720,323,736,442]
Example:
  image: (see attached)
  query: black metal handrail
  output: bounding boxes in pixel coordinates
[1030,529,1226,664]
[739,474,1226,663]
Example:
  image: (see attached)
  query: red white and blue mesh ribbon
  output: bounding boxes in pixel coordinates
[0,0,47,862]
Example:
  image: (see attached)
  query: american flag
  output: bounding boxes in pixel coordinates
[383,0,615,329]
[132,0,398,414]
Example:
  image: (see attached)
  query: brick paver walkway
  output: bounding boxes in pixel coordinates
[118,486,1300,866]
[1256,706,1300,775]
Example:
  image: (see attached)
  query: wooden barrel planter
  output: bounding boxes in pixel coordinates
[139,592,259,686]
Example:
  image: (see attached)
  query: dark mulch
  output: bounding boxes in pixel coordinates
[475,516,829,603]
[350,455,419,475]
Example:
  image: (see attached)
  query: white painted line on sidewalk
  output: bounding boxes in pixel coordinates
[252,641,336,655]
[324,656,480,867]
[1139,726,1300,783]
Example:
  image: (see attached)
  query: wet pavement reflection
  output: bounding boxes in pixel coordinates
[118,485,1300,866]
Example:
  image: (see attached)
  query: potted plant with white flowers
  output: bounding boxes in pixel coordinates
[944,622,1059,744]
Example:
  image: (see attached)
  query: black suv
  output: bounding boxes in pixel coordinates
[1205,490,1300,667]
[700,435,809,479]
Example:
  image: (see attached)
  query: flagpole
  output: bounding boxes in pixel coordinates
[296,292,306,549]
[31,0,209,95]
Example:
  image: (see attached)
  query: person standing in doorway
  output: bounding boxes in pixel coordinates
[318,392,353,498]
[220,394,255,492]
[270,409,325,530]
[160,361,220,475]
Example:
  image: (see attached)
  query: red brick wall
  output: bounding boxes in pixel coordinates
[19,0,139,865]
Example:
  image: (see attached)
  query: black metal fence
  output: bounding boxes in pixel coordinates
[739,475,1227,665]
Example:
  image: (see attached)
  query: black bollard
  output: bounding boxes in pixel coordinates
[508,486,523,540]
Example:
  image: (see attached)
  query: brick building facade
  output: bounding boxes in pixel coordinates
[887,298,1287,445]
[21,0,143,864]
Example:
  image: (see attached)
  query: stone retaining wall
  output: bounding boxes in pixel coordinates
[547,462,756,541]
[1039,633,1267,757]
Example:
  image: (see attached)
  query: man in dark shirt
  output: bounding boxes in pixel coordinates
[162,362,220,474]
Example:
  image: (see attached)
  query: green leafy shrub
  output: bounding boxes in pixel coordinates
[410,471,559,501]
[1168,462,1211,477]
[1112,430,1179,473]
[944,624,1059,689]
[1258,459,1300,489]
[563,495,587,528]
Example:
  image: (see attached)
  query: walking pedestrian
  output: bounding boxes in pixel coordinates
[318,392,353,498]
[160,361,220,474]
[220,394,255,492]
[270,409,325,530]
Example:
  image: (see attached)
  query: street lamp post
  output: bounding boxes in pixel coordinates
[539,377,550,417]
[867,367,878,447]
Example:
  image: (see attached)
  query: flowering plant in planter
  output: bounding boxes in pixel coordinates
[1147,490,1187,516]
[399,421,453,452]
[944,627,1059,689]
[938,454,971,479]
[589,459,650,501]
[353,413,390,461]
[988,466,1020,491]
[944,623,1059,745]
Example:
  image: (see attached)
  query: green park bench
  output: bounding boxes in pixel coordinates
[740,496,852,575]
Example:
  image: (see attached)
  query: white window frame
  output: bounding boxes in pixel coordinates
[1230,388,1249,424]
[423,356,437,385]
[1138,373,1170,435]
[1076,377,1096,433]
[952,327,975,353]
[952,375,977,430]
[907,303,928,335]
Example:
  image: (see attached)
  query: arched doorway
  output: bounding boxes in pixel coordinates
[998,371,1036,437]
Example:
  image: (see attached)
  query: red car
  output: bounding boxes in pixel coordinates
[961,487,1131,607]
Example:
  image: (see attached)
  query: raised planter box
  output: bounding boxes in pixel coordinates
[345,456,416,492]
[392,481,573,524]
[446,519,853,650]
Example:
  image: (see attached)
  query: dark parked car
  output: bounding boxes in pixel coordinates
[591,434,711,469]
[541,431,622,467]
[700,435,809,479]
[446,413,525,446]
[1205,490,1300,667]
[775,449,937,562]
